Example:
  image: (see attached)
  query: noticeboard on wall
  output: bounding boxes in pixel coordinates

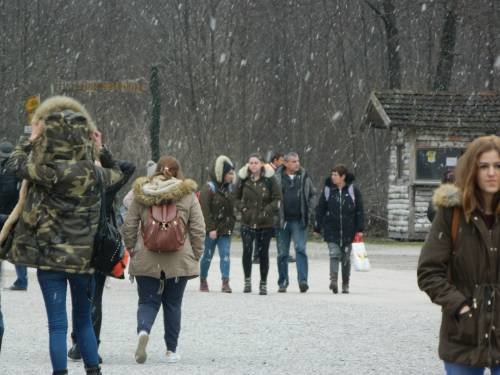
[416,148,463,180]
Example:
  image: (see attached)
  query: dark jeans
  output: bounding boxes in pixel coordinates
[444,361,500,374]
[71,272,106,345]
[136,276,188,352]
[13,265,28,289]
[241,226,273,282]
[276,220,308,286]
[37,269,98,372]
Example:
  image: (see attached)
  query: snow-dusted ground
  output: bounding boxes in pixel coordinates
[0,240,442,374]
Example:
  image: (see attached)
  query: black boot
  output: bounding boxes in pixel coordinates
[85,365,102,375]
[68,333,82,361]
[329,272,338,294]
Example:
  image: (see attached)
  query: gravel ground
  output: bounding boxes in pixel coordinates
[0,240,444,375]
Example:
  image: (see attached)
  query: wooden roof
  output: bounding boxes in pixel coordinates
[362,90,500,130]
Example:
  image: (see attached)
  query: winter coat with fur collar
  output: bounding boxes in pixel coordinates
[418,183,500,367]
[2,96,124,273]
[198,156,236,236]
[122,175,205,279]
[236,164,281,229]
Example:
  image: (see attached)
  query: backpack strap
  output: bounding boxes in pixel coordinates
[451,207,460,250]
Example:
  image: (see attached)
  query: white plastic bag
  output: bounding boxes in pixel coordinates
[351,241,370,272]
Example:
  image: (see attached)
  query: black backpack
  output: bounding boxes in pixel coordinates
[0,160,19,215]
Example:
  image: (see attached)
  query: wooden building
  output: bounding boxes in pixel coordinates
[362,91,500,240]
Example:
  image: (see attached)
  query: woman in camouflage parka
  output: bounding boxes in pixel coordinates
[5,96,123,375]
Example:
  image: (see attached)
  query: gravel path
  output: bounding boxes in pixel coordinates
[0,240,443,374]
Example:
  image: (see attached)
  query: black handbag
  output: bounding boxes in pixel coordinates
[92,168,125,277]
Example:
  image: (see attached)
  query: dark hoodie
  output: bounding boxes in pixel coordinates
[314,173,364,246]
[198,155,236,235]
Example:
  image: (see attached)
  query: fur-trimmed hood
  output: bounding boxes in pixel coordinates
[31,96,97,163]
[31,95,96,130]
[238,163,275,180]
[211,155,234,184]
[432,183,461,209]
[133,176,198,206]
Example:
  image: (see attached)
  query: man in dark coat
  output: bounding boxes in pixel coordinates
[275,152,316,293]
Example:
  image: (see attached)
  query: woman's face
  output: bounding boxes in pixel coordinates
[477,150,500,195]
[248,157,262,174]
[331,171,345,187]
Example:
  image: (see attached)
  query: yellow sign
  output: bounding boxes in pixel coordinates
[25,94,40,124]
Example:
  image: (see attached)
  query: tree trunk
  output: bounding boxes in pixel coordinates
[433,0,457,91]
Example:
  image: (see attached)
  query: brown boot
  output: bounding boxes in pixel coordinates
[221,278,232,293]
[200,278,209,292]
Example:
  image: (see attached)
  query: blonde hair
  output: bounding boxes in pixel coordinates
[455,135,500,220]
[153,155,184,180]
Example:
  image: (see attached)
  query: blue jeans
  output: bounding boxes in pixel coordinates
[14,265,28,289]
[37,269,98,371]
[200,234,231,279]
[136,276,188,352]
[276,220,308,287]
[445,362,500,374]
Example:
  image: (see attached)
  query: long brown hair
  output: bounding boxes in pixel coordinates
[455,135,500,220]
[153,155,185,180]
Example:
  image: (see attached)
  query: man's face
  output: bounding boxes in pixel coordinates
[284,156,300,173]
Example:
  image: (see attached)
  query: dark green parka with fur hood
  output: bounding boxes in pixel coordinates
[418,183,500,367]
[3,96,124,274]
[236,164,282,229]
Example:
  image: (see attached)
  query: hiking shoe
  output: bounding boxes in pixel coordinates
[221,278,232,293]
[259,281,267,295]
[68,342,82,361]
[166,350,181,363]
[135,331,149,364]
[200,278,209,292]
[243,278,252,293]
[299,282,309,293]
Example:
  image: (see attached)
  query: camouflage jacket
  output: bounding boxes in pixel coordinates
[5,103,123,274]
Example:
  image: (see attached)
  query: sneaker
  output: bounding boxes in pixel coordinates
[166,350,181,363]
[68,342,82,361]
[299,281,309,293]
[288,255,296,263]
[135,331,149,364]
[342,283,349,294]
[277,285,287,293]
